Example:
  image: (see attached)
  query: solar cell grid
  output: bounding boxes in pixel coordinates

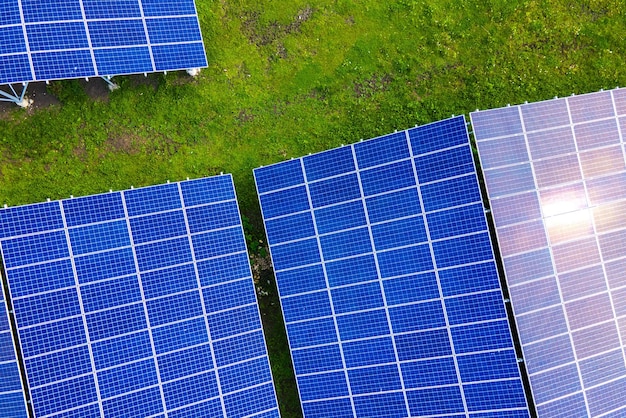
[471,87,626,417]
[0,281,29,418]
[255,116,530,417]
[0,175,279,418]
[0,0,207,84]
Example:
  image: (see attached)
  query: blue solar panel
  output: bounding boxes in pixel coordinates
[472,88,626,417]
[0,281,29,418]
[254,116,530,417]
[0,0,207,84]
[0,175,279,418]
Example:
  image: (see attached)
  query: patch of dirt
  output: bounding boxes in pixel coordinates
[276,42,288,59]
[0,82,61,118]
[0,77,111,118]
[72,143,88,160]
[354,74,392,98]
[241,5,315,47]
[236,109,256,124]
[0,102,15,120]
[0,71,189,119]
[26,83,61,110]
[159,71,200,87]
[105,131,145,155]
[250,251,272,288]
[126,73,161,91]
[294,6,314,31]
[78,78,110,102]
[0,76,135,119]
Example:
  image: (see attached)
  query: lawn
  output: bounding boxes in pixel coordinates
[1,0,625,415]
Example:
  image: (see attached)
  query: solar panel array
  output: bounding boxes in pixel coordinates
[254,116,530,417]
[0,0,207,84]
[471,88,626,417]
[0,279,29,418]
[0,175,279,418]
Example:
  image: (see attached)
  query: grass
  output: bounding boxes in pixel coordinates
[1,0,625,415]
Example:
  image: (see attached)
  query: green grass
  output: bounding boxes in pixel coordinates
[1,0,625,415]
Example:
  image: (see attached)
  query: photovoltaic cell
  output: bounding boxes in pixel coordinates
[0,280,28,418]
[254,116,530,417]
[0,0,207,84]
[471,88,626,417]
[0,175,279,418]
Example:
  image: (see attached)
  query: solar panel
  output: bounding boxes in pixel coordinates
[471,88,626,417]
[0,0,207,84]
[0,279,29,418]
[254,116,530,417]
[0,175,280,418]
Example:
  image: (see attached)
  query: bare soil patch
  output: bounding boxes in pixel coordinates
[78,78,110,102]
[0,82,60,118]
[105,131,145,155]
[242,6,314,47]
[0,73,162,120]
[354,74,392,98]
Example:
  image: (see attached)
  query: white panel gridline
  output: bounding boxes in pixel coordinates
[0,175,279,418]
[254,116,530,418]
[471,87,626,418]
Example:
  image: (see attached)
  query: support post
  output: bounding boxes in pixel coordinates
[0,82,31,107]
[101,76,119,91]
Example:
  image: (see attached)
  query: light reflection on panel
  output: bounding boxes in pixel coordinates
[472,87,626,417]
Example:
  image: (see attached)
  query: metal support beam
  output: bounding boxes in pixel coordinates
[101,76,119,91]
[0,82,31,107]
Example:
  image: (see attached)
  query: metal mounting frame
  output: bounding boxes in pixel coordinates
[0,82,31,107]
[101,76,119,91]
